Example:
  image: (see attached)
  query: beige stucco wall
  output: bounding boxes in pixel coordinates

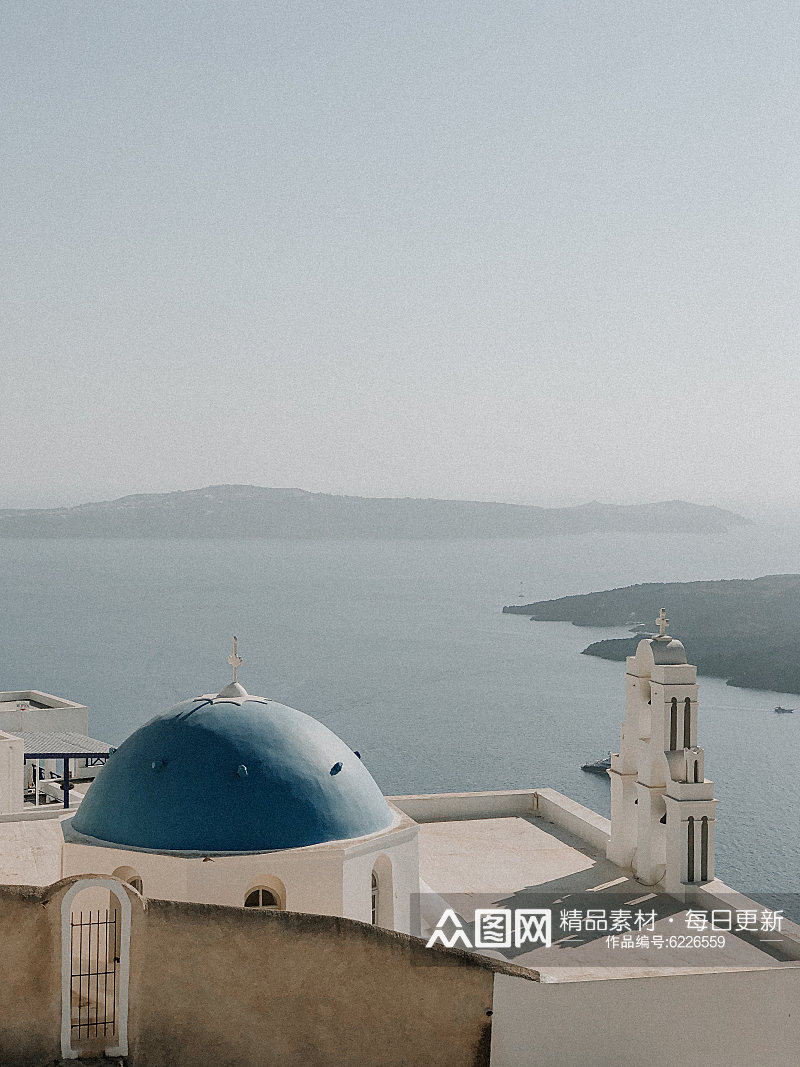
[0,874,522,1067]
[127,897,511,1067]
[0,883,62,1066]
[491,965,800,1067]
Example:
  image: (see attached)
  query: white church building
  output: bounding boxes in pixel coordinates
[0,620,799,1066]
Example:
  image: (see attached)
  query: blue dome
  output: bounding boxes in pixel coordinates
[69,693,394,853]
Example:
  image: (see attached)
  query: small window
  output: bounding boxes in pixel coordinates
[245,888,279,909]
[128,876,143,894]
[371,871,379,925]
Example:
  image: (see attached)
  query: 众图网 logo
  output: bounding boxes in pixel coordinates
[425,908,552,950]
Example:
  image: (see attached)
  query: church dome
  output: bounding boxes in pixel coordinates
[69,683,394,854]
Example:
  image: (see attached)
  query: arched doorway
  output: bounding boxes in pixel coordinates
[61,878,131,1060]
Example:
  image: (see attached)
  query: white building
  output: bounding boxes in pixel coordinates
[0,689,109,811]
[0,689,88,736]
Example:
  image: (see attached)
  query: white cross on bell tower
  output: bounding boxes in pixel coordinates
[655,608,669,639]
[227,636,243,684]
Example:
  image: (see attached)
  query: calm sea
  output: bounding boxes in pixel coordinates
[1,526,798,897]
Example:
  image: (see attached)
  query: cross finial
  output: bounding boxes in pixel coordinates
[655,608,669,639]
[227,635,243,683]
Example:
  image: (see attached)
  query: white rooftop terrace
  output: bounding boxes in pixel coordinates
[0,813,67,885]
[389,788,800,982]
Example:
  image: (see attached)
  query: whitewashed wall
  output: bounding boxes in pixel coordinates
[490,965,800,1066]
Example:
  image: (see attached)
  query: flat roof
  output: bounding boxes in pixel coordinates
[416,814,797,981]
[0,818,66,885]
[0,690,87,711]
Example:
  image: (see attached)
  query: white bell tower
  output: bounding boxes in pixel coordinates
[607,610,717,897]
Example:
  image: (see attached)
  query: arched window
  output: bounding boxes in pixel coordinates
[669,698,678,750]
[701,817,709,882]
[370,855,394,929]
[371,871,379,925]
[694,760,700,784]
[687,817,695,882]
[683,697,692,748]
[244,888,280,909]
[112,866,143,895]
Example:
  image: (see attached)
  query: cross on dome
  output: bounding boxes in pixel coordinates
[655,608,669,639]
[214,636,250,701]
[227,636,243,683]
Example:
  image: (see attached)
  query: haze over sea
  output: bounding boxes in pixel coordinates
[1,524,798,899]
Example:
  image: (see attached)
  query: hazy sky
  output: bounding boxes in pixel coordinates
[2,2,798,511]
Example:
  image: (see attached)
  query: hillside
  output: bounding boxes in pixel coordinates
[504,575,800,694]
[0,486,747,539]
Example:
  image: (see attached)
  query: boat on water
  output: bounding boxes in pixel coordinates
[774,706,794,714]
[581,753,612,775]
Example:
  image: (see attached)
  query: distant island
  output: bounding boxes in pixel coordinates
[0,485,747,540]
[504,575,800,694]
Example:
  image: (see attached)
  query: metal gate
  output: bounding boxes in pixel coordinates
[70,908,118,1041]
